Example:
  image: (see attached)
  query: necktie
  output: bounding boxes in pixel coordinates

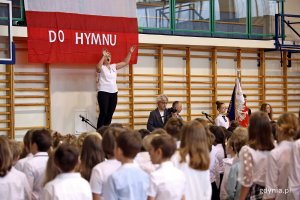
[222,116,227,122]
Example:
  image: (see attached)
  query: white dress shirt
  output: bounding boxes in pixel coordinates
[43,172,92,200]
[220,157,234,200]
[97,64,118,93]
[215,114,230,129]
[134,152,157,174]
[15,153,33,172]
[264,140,293,200]
[90,159,121,197]
[215,143,225,174]
[148,161,186,200]
[23,152,49,200]
[210,145,220,184]
[289,139,300,200]
[0,167,31,200]
[171,151,211,200]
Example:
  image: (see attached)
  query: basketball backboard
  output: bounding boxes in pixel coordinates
[0,0,14,64]
[275,13,300,52]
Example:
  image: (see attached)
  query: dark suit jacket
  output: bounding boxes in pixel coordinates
[147,108,169,132]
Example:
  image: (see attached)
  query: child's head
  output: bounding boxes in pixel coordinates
[227,120,240,133]
[151,128,168,135]
[142,133,160,152]
[276,113,299,142]
[180,120,210,170]
[54,143,79,173]
[51,131,63,149]
[149,134,176,164]
[230,127,248,155]
[20,129,34,159]
[96,125,109,136]
[248,111,274,151]
[138,129,151,140]
[0,137,12,177]
[194,118,209,127]
[30,129,52,154]
[209,126,226,145]
[164,117,184,141]
[115,129,142,161]
[216,101,226,114]
[80,133,104,180]
[102,127,124,159]
[8,140,23,165]
[225,137,233,156]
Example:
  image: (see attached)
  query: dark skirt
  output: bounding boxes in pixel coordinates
[246,184,265,200]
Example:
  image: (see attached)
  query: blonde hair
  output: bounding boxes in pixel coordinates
[230,127,248,154]
[179,121,210,170]
[277,113,299,140]
[43,150,60,186]
[8,140,23,164]
[143,133,160,151]
[156,94,168,103]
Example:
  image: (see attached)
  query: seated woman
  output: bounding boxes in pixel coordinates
[260,103,273,121]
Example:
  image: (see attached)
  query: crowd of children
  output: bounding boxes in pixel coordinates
[0,108,299,200]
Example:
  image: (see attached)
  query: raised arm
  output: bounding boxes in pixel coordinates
[116,46,136,70]
[97,49,109,72]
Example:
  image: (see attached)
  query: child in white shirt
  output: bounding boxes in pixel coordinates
[172,120,211,200]
[23,128,52,200]
[0,137,31,200]
[148,134,186,200]
[42,143,92,200]
[264,113,299,200]
[238,112,274,200]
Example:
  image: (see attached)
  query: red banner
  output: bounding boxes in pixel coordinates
[25,5,138,64]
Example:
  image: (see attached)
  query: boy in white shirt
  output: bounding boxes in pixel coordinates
[104,129,149,200]
[43,143,92,200]
[23,129,52,200]
[148,134,186,200]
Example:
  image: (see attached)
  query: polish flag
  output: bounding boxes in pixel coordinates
[24,0,138,64]
[227,78,249,127]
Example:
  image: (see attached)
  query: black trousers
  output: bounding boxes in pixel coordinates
[97,91,118,129]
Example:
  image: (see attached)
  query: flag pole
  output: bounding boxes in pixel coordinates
[237,69,241,84]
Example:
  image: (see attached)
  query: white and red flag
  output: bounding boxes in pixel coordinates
[227,78,249,127]
[24,0,138,64]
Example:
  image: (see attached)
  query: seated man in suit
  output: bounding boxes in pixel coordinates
[147,94,169,132]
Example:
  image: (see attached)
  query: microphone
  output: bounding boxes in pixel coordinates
[202,112,212,118]
[79,115,88,122]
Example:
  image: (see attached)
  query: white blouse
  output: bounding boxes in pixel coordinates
[289,139,300,200]
[171,151,211,200]
[215,114,230,129]
[264,140,293,200]
[238,145,270,187]
[97,64,118,93]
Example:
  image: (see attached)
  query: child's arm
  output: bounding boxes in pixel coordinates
[239,186,250,200]
[92,193,101,200]
[181,195,186,200]
[238,146,253,200]
[147,196,155,200]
